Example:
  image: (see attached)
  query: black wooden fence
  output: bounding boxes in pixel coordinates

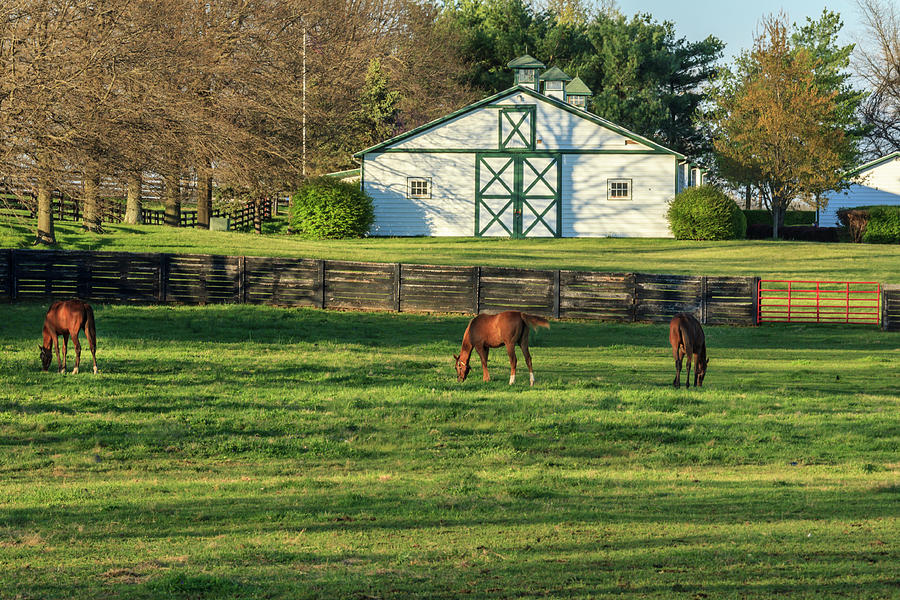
[0,249,766,326]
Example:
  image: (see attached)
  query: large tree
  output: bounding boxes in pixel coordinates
[710,15,854,238]
[856,0,900,156]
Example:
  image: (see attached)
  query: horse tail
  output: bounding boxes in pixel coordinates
[85,304,97,351]
[522,314,550,330]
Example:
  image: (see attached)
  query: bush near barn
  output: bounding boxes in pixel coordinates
[667,185,747,240]
[837,206,900,243]
[289,177,374,239]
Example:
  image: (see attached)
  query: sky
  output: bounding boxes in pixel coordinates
[619,0,866,62]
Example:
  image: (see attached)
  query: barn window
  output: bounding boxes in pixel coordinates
[407,177,431,199]
[608,178,632,200]
[544,80,563,91]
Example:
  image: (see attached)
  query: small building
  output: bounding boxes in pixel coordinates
[821,152,900,226]
[355,55,693,238]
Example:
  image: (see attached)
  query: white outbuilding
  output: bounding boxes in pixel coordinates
[820,152,900,226]
[354,56,693,238]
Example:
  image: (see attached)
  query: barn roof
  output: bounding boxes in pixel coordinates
[539,66,572,82]
[507,54,545,69]
[353,85,684,159]
[565,76,592,96]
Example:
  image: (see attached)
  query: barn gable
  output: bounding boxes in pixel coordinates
[354,87,683,157]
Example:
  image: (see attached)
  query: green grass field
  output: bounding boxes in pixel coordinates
[1,303,897,598]
[2,217,900,281]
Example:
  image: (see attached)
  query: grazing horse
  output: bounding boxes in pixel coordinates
[40,299,98,374]
[669,313,707,388]
[454,311,549,386]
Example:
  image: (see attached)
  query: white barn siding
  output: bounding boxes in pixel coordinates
[364,153,475,236]
[389,110,499,151]
[496,92,652,151]
[821,156,900,226]
[562,154,676,237]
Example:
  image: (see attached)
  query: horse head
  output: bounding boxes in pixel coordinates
[697,356,709,386]
[39,345,52,371]
[453,353,471,382]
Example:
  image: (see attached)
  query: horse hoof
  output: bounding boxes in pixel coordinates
[93,367,98,374]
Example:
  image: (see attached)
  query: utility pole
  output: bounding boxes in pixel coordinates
[302,26,307,179]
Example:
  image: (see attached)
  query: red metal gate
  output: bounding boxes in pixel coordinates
[758,280,881,325]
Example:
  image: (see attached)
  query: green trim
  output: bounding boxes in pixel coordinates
[499,106,536,151]
[475,152,560,239]
[565,76,592,96]
[360,159,365,192]
[507,55,545,69]
[370,148,668,155]
[355,85,685,159]
[325,168,360,179]
[846,152,900,178]
[539,66,572,82]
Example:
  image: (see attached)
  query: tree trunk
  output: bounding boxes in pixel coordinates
[197,169,212,229]
[744,185,751,210]
[164,173,181,227]
[772,203,786,239]
[125,172,142,224]
[254,197,263,234]
[35,183,56,245]
[82,170,102,233]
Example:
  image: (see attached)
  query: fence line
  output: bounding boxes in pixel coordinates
[0,249,772,326]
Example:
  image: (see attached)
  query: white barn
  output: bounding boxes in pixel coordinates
[821,152,900,226]
[354,56,692,238]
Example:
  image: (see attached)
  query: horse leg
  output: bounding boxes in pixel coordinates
[673,346,682,388]
[72,330,82,374]
[520,328,535,386]
[476,345,490,382]
[684,349,693,389]
[506,342,517,385]
[693,352,700,387]
[56,334,65,373]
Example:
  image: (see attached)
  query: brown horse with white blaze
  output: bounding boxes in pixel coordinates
[454,311,549,386]
[40,299,98,374]
[669,312,707,388]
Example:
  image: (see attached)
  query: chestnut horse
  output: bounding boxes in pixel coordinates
[454,311,549,386]
[40,299,98,374]
[669,313,707,388]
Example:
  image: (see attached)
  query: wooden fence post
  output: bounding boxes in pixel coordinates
[158,253,169,303]
[238,256,246,304]
[8,249,16,302]
[700,276,708,324]
[394,263,401,312]
[752,276,760,325]
[317,259,326,309]
[552,269,560,319]
[474,266,481,314]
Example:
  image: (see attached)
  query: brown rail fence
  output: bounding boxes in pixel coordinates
[2,249,896,328]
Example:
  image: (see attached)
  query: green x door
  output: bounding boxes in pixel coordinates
[476,153,560,238]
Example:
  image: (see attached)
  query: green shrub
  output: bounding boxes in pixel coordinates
[862,206,900,244]
[289,177,374,239]
[743,209,816,227]
[667,186,747,240]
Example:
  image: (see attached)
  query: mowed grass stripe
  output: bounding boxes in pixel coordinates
[0,303,897,599]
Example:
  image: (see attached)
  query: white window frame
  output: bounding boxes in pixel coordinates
[607,178,632,201]
[544,80,563,91]
[407,177,432,199]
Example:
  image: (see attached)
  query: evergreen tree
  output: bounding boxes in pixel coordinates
[355,58,402,148]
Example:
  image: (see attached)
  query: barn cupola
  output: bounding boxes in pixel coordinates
[539,66,572,102]
[565,76,592,110]
[508,54,545,92]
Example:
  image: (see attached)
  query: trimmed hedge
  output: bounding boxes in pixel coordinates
[667,185,746,240]
[836,206,900,243]
[746,224,841,242]
[742,209,817,227]
[289,177,374,239]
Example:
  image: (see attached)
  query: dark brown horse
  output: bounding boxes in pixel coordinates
[40,300,98,374]
[454,311,549,386]
[669,313,707,388]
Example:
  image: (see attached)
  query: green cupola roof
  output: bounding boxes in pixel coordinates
[565,76,592,96]
[539,66,572,82]
[507,54,545,69]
